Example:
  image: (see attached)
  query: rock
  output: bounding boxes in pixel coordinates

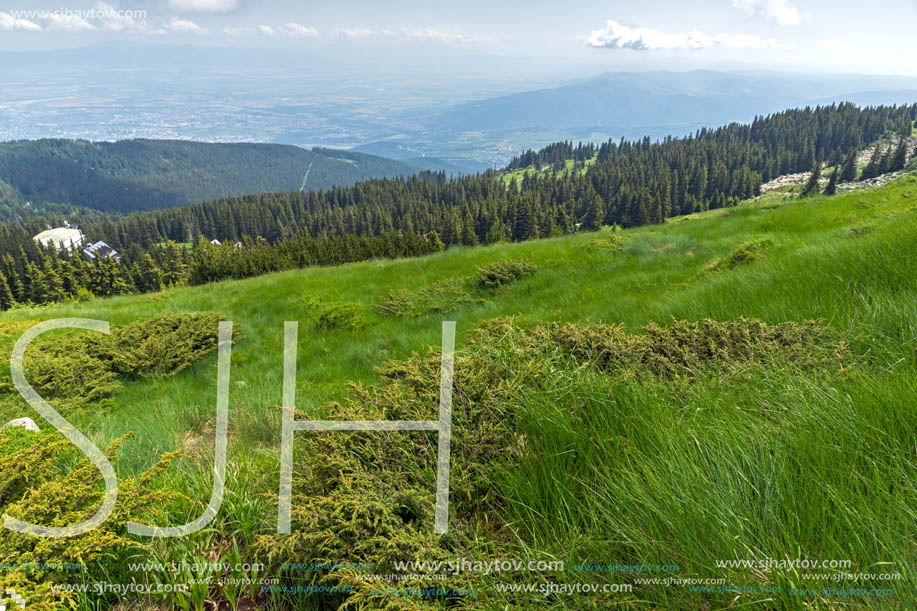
[3,417,41,432]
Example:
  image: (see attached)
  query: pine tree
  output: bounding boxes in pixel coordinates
[861,145,882,180]
[840,149,858,182]
[160,241,187,287]
[800,162,822,197]
[891,137,909,172]
[484,219,504,244]
[581,195,604,231]
[136,254,163,292]
[879,145,895,176]
[0,271,15,311]
[42,260,66,303]
[824,167,839,196]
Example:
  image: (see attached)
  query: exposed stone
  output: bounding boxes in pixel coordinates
[3,417,41,432]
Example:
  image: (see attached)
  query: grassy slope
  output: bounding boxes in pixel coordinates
[2,177,917,609]
[501,154,598,186]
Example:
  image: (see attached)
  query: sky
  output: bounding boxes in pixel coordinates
[1,0,916,76]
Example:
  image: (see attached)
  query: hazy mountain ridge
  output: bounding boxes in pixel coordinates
[0,139,421,214]
[422,70,917,140]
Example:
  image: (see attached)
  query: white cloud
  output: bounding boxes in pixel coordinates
[332,27,473,43]
[95,1,146,32]
[335,27,373,40]
[399,28,473,44]
[731,0,806,26]
[222,25,253,36]
[586,20,711,50]
[46,13,97,31]
[168,0,238,12]
[258,23,318,38]
[0,11,42,31]
[164,16,206,33]
[586,20,792,51]
[814,39,854,50]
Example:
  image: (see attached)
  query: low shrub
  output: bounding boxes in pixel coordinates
[254,316,852,608]
[376,279,482,318]
[315,302,371,331]
[0,431,181,610]
[848,225,875,237]
[0,313,230,414]
[475,259,537,289]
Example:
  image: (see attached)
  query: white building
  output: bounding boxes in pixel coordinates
[83,240,120,263]
[33,226,86,252]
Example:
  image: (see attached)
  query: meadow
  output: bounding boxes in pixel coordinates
[1,176,916,609]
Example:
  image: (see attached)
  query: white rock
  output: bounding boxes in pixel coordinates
[3,417,41,432]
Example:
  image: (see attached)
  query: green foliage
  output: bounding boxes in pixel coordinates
[0,139,415,215]
[475,259,537,289]
[75,287,95,302]
[591,233,624,252]
[824,166,839,195]
[253,316,853,608]
[98,313,226,378]
[376,279,485,318]
[799,161,822,197]
[2,104,915,308]
[0,314,226,415]
[0,432,181,610]
[840,148,858,182]
[848,225,875,237]
[314,302,372,331]
[3,172,917,610]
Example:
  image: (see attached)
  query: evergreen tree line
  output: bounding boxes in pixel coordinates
[67,103,913,250]
[0,239,189,310]
[860,136,913,180]
[0,102,914,309]
[187,231,442,285]
[0,230,444,309]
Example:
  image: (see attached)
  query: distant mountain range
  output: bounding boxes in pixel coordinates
[405,70,917,145]
[0,139,425,214]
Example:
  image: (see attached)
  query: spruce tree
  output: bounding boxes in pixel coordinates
[861,145,882,180]
[879,145,895,176]
[891,137,909,172]
[581,196,604,231]
[840,149,858,182]
[0,271,14,311]
[824,167,839,196]
[800,162,822,197]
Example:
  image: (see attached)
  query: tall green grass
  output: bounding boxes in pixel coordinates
[2,177,916,609]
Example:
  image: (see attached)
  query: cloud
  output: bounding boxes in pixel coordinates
[586,20,710,50]
[586,20,792,51]
[168,0,238,12]
[731,0,806,26]
[46,13,97,31]
[222,25,252,36]
[814,39,854,50]
[0,11,42,31]
[95,1,146,32]
[335,27,373,39]
[398,28,473,44]
[331,27,473,43]
[164,16,205,33]
[257,22,318,38]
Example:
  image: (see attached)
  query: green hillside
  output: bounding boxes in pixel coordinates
[1,176,916,609]
[0,139,417,215]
